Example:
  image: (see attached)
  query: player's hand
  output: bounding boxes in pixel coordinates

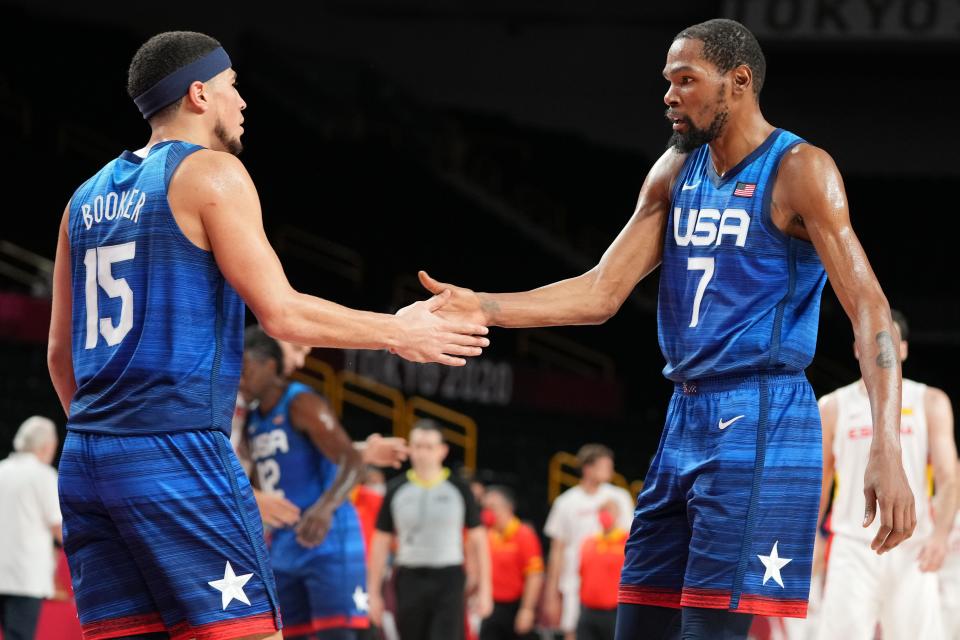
[918,533,949,572]
[253,488,301,528]
[393,289,489,366]
[514,607,535,634]
[542,590,562,627]
[418,270,490,326]
[295,502,335,547]
[362,433,409,468]
[863,447,916,553]
[472,587,494,620]
[368,591,385,627]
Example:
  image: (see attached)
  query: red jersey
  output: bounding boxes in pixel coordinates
[579,528,627,610]
[488,518,544,602]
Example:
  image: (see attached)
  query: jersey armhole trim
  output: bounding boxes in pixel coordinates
[759,138,807,246]
[161,143,216,257]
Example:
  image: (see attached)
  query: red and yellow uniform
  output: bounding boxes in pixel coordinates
[580,528,628,610]
[489,518,544,603]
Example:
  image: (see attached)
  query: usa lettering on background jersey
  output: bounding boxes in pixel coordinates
[657,129,828,382]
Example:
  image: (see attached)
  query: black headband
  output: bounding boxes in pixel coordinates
[133,47,232,120]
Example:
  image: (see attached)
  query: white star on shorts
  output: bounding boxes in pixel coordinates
[353,585,369,612]
[757,541,792,588]
[208,561,254,610]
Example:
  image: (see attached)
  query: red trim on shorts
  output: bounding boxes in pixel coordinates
[168,612,279,640]
[617,585,682,608]
[284,615,370,636]
[680,587,732,610]
[618,585,808,619]
[81,612,166,640]
[737,594,808,618]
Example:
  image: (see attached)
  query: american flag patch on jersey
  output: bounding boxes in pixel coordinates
[734,181,756,197]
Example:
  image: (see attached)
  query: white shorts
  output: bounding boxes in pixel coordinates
[817,534,944,640]
[939,550,960,640]
[560,585,580,633]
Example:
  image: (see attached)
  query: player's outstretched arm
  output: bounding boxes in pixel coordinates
[356,433,409,469]
[171,150,488,366]
[289,392,364,547]
[919,387,958,572]
[778,143,913,554]
[48,205,77,416]
[417,149,687,328]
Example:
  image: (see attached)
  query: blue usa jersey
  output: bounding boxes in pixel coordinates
[67,141,245,435]
[658,129,827,382]
[246,382,364,572]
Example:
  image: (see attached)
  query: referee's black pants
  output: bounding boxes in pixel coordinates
[577,605,617,640]
[479,600,537,640]
[395,565,465,640]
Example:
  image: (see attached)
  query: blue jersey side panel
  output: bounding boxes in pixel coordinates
[67,141,245,435]
[657,129,827,382]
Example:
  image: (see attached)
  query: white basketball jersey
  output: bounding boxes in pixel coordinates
[825,378,931,542]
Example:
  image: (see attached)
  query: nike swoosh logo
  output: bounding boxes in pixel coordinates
[681,180,701,191]
[718,415,745,430]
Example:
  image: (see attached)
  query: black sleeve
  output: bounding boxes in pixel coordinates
[375,475,405,533]
[451,474,481,528]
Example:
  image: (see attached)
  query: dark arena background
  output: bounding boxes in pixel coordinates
[0,1,958,636]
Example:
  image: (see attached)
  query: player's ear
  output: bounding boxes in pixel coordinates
[731,65,751,96]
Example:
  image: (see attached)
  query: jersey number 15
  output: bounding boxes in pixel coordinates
[83,242,135,349]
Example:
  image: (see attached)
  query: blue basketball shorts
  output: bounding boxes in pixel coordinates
[58,429,282,640]
[270,506,370,637]
[618,373,822,618]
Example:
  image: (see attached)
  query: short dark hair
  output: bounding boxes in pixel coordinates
[244,325,284,374]
[485,485,516,510]
[577,443,614,467]
[127,31,222,123]
[675,19,766,97]
[411,418,445,442]
[891,309,909,342]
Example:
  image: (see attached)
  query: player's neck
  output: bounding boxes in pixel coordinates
[140,120,218,154]
[707,115,775,177]
[580,479,602,494]
[257,381,288,414]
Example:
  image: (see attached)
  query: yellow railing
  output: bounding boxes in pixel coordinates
[548,451,643,503]
[291,359,477,472]
[336,369,407,435]
[290,356,338,405]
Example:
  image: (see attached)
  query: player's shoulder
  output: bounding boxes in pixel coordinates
[648,147,691,195]
[922,384,952,411]
[817,386,843,412]
[552,484,581,507]
[776,141,840,185]
[172,148,252,193]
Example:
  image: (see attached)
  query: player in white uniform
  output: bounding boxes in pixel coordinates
[939,499,960,639]
[816,311,957,640]
[542,444,634,640]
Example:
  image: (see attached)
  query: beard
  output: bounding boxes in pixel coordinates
[667,108,728,153]
[214,120,243,156]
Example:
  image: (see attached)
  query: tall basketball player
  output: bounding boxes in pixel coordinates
[46,31,488,640]
[816,310,957,640]
[413,18,914,640]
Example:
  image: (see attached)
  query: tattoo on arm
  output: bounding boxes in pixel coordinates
[875,331,896,369]
[479,295,500,318]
